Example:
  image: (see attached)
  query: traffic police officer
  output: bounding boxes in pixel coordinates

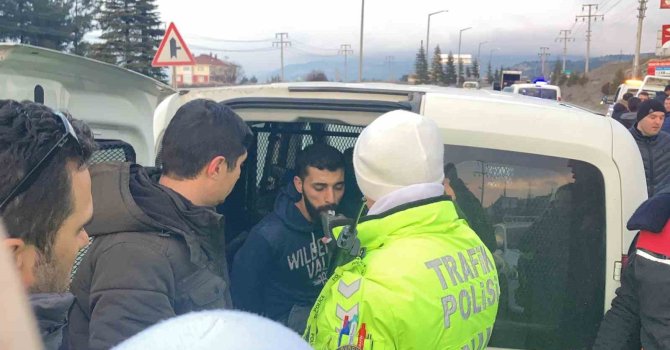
[304,110,499,349]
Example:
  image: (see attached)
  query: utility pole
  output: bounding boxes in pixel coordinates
[359,0,365,82]
[385,56,395,81]
[555,29,575,73]
[426,10,448,57]
[575,4,604,74]
[273,32,291,82]
[633,0,648,79]
[338,44,353,82]
[538,47,551,77]
[457,26,472,87]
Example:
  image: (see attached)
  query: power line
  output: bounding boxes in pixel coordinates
[575,3,604,73]
[538,47,551,77]
[338,44,353,82]
[189,44,277,53]
[273,32,291,82]
[291,39,339,53]
[186,33,274,43]
[556,30,575,72]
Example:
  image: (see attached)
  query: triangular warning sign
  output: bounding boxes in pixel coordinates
[152,22,195,67]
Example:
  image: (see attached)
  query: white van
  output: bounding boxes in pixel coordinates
[0,44,648,350]
[507,82,562,101]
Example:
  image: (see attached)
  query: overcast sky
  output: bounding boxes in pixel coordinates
[156,0,669,74]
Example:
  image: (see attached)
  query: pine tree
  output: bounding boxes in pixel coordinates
[486,61,493,83]
[493,68,499,82]
[414,42,429,84]
[465,66,472,79]
[430,45,445,85]
[0,0,72,50]
[457,58,464,84]
[445,51,456,85]
[70,0,99,55]
[472,59,480,79]
[92,0,166,81]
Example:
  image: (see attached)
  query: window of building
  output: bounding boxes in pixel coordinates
[443,144,606,350]
[183,66,191,72]
[197,66,205,72]
[33,85,44,104]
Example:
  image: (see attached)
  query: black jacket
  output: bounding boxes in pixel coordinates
[68,162,231,350]
[231,184,331,333]
[31,293,74,350]
[629,125,670,197]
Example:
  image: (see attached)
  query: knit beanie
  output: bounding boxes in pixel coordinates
[637,99,666,122]
[113,310,312,350]
[353,110,444,201]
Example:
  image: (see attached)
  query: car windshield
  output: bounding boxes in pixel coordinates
[518,87,558,100]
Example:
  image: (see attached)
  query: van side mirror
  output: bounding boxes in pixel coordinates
[600,96,613,105]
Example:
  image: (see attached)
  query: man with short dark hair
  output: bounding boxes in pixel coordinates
[0,100,96,349]
[639,91,650,102]
[68,99,253,349]
[654,84,670,104]
[630,99,670,197]
[231,143,345,334]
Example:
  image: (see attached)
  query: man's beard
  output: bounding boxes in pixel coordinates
[303,189,337,224]
[29,251,70,294]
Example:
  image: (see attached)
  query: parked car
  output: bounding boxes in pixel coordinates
[1,43,648,350]
[507,82,562,101]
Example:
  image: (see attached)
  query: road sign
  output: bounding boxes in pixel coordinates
[647,59,670,75]
[663,25,670,47]
[152,22,195,67]
[662,0,670,9]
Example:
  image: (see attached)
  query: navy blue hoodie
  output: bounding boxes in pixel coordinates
[231,184,331,328]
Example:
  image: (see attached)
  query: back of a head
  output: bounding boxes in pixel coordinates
[0,100,95,253]
[113,310,312,350]
[354,110,444,201]
[622,92,634,101]
[295,143,345,179]
[665,84,670,93]
[160,99,252,179]
[627,97,641,112]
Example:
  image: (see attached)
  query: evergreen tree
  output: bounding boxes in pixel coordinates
[92,0,166,81]
[249,76,258,84]
[493,68,500,82]
[70,0,99,55]
[457,58,464,84]
[472,59,480,79]
[465,66,472,79]
[486,61,493,83]
[430,45,445,84]
[0,0,72,50]
[445,51,456,85]
[612,68,626,91]
[414,42,429,84]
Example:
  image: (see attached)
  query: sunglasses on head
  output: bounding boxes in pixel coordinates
[0,111,83,212]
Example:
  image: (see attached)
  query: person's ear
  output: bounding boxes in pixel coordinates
[206,156,227,178]
[294,176,304,194]
[3,238,34,288]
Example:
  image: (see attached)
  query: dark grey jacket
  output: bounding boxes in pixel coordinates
[629,126,670,197]
[68,162,231,350]
[31,293,74,350]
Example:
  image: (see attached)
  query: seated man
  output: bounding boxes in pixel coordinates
[231,143,345,334]
[0,100,95,349]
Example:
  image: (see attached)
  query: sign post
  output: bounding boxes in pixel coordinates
[152,22,195,89]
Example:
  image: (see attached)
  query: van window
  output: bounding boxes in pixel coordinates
[517,87,558,100]
[443,144,606,349]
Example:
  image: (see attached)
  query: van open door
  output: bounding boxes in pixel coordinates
[0,43,176,165]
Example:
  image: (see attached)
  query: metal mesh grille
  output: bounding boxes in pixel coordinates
[91,140,136,164]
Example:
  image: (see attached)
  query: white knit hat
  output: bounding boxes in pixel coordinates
[113,310,312,350]
[354,110,445,201]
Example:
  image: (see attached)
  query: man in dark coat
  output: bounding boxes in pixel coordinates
[68,99,252,350]
[0,100,96,350]
[231,143,345,334]
[594,187,670,350]
[629,99,670,197]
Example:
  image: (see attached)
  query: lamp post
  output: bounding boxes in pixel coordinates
[358,0,365,82]
[456,26,472,87]
[426,10,448,55]
[477,41,488,82]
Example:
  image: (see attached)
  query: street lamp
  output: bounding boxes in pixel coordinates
[426,10,448,55]
[477,41,488,82]
[456,26,472,87]
[359,0,365,82]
